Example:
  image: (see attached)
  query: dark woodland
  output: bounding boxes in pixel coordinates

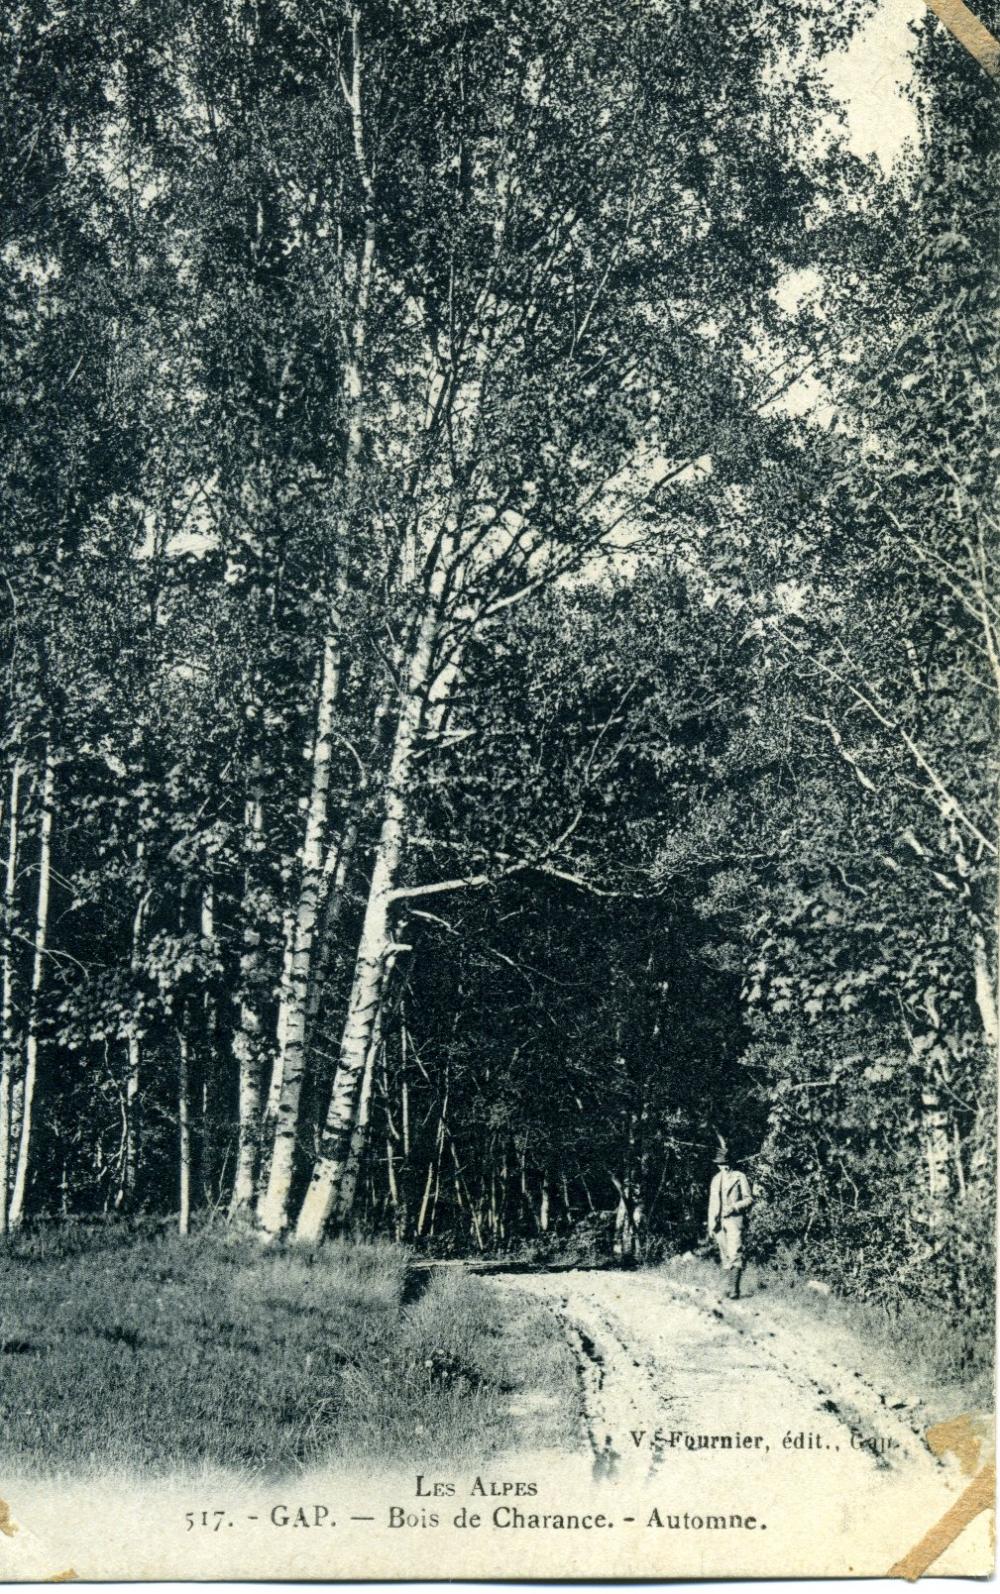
[0,0,996,1359]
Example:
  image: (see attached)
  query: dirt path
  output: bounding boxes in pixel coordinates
[495,1267,944,1488]
[0,1265,987,1580]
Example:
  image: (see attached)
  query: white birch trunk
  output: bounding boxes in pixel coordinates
[231,792,265,1217]
[10,747,55,1231]
[0,761,21,1236]
[117,846,149,1213]
[266,901,298,1121]
[920,1082,952,1230]
[231,1007,263,1215]
[199,879,217,1200]
[293,607,438,1244]
[416,1153,436,1238]
[122,1038,141,1209]
[968,836,1000,1182]
[256,631,342,1236]
[256,33,376,1233]
[178,1026,192,1237]
[334,1031,380,1230]
[972,926,998,1053]
[303,794,363,1053]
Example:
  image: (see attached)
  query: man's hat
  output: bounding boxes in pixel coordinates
[712,1135,730,1165]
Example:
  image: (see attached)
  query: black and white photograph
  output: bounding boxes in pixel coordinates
[0,0,994,1578]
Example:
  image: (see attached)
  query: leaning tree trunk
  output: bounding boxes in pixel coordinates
[383,1011,412,1241]
[292,605,438,1245]
[333,1025,380,1231]
[0,761,21,1236]
[333,946,410,1231]
[303,790,365,1055]
[9,746,55,1231]
[255,630,343,1236]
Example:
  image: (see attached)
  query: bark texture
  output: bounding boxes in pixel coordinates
[0,761,21,1236]
[294,609,438,1243]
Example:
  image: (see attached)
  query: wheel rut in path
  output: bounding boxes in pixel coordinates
[495,1267,940,1489]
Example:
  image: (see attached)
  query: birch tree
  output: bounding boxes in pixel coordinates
[255,0,868,1242]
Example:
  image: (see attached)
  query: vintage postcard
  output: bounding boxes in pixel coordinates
[0,0,995,1580]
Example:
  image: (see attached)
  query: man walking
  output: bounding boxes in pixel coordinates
[707,1141,753,1300]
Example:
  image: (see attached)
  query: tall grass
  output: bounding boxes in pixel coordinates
[0,1226,574,1476]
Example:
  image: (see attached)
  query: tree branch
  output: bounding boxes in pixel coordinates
[776,625,997,856]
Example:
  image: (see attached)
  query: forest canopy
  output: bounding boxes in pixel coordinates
[0,0,996,1338]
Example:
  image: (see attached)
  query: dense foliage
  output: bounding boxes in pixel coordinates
[0,0,995,1339]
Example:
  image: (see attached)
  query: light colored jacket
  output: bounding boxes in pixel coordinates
[708,1167,753,1232]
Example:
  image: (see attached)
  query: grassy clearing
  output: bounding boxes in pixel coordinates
[660,1252,993,1423]
[0,1226,576,1477]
